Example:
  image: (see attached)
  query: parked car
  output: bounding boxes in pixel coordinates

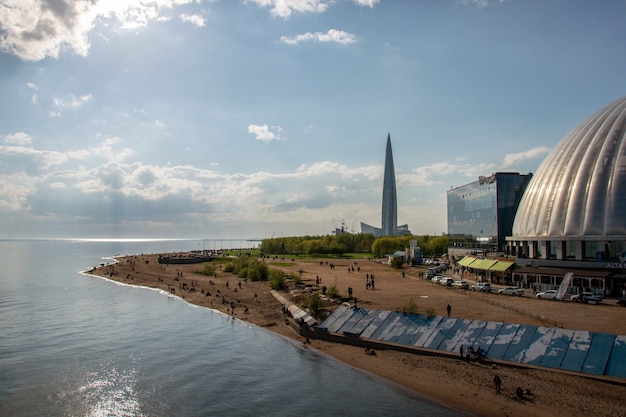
[570,292,602,304]
[431,276,443,284]
[440,277,455,286]
[536,290,558,300]
[453,280,469,289]
[498,287,525,296]
[471,283,491,292]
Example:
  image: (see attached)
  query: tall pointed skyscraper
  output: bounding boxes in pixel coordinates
[360,133,409,237]
[381,133,398,236]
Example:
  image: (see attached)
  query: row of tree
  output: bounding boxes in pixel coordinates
[259,233,448,258]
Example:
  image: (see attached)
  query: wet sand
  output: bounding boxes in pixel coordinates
[87,254,626,417]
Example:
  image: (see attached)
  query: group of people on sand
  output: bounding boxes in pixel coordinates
[494,375,534,400]
[365,274,375,290]
[459,344,485,362]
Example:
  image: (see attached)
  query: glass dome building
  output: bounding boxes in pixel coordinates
[506,96,626,296]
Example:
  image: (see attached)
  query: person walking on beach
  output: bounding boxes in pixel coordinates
[494,375,502,394]
[447,304,452,317]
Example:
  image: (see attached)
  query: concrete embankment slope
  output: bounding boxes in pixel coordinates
[314,305,626,380]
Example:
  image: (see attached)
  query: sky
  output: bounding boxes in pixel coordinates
[1,0,626,240]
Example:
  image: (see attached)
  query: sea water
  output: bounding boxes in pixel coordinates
[0,239,469,416]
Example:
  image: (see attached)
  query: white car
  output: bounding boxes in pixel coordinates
[570,292,602,304]
[453,280,469,289]
[471,283,491,292]
[431,276,443,284]
[498,287,524,296]
[439,277,455,286]
[536,290,558,300]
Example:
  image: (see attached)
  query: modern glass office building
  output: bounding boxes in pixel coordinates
[447,172,532,256]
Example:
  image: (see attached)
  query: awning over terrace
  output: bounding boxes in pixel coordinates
[457,256,477,267]
[471,259,498,270]
[488,260,515,272]
[457,257,515,272]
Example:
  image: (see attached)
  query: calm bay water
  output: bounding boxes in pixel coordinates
[0,239,468,416]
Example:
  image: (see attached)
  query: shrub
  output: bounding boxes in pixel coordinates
[247,260,268,281]
[307,291,323,314]
[402,297,418,314]
[196,263,215,276]
[289,272,302,286]
[326,285,339,299]
[224,256,268,281]
[390,257,404,269]
[426,307,436,318]
[237,267,248,278]
[269,269,286,290]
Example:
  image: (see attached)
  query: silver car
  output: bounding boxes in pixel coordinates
[471,283,491,292]
[570,292,602,304]
[536,290,558,300]
[498,287,524,296]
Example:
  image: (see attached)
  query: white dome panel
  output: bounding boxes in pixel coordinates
[512,96,626,238]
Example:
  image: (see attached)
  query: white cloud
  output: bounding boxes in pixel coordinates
[3,132,33,146]
[353,0,379,7]
[90,137,136,162]
[0,0,202,61]
[501,146,551,168]
[281,29,357,45]
[461,0,510,8]
[179,13,206,27]
[248,124,285,142]
[244,0,330,18]
[52,93,93,110]
[0,134,387,235]
[48,93,93,117]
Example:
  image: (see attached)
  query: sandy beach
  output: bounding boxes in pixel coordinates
[87,254,626,417]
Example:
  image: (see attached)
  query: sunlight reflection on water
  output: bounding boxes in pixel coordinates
[81,367,139,417]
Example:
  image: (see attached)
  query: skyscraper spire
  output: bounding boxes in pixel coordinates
[360,133,408,237]
[381,133,398,236]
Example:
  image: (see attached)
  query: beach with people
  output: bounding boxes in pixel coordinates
[88,253,626,417]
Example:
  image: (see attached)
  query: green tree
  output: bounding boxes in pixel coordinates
[371,237,406,258]
[247,259,268,281]
[329,241,347,257]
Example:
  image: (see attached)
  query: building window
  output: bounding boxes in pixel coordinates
[548,241,558,259]
[583,241,599,260]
